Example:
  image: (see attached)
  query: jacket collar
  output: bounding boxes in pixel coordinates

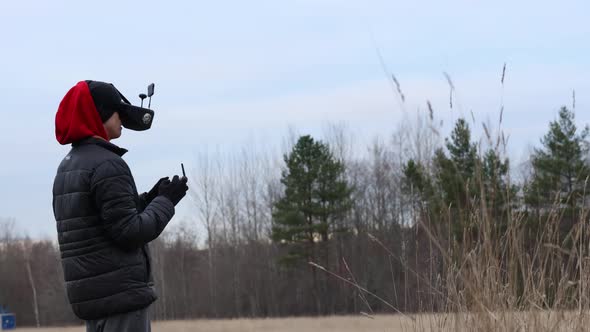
[73,137,128,157]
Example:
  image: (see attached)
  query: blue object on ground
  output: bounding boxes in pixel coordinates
[1,313,16,330]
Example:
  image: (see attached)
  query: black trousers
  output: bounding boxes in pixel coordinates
[86,306,151,332]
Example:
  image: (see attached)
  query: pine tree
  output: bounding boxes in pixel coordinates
[481,148,517,238]
[526,106,590,211]
[403,158,444,238]
[404,118,514,241]
[435,118,478,214]
[446,118,478,180]
[271,135,352,264]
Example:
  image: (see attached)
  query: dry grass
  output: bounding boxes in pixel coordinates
[13,311,590,332]
[13,315,417,332]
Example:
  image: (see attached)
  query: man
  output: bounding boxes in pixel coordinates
[52,80,188,331]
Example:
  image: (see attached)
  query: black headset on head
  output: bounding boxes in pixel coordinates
[87,80,156,131]
[117,83,156,131]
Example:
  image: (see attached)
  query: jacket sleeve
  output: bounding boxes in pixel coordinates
[91,158,175,250]
[137,193,149,212]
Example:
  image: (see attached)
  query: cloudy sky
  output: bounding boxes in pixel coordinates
[0,0,588,238]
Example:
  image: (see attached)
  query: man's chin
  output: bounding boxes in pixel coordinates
[111,130,122,140]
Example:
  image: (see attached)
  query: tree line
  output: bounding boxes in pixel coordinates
[1,106,588,326]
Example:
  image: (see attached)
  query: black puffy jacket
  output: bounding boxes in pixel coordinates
[52,137,175,320]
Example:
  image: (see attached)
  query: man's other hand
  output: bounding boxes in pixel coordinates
[145,177,169,204]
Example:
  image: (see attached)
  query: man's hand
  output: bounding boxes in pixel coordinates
[158,175,189,206]
[145,177,169,204]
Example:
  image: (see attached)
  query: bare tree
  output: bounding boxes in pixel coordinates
[190,149,219,317]
[23,240,40,327]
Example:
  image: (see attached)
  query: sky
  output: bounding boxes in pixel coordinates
[0,0,589,239]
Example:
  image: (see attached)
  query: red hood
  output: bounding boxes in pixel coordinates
[55,81,108,145]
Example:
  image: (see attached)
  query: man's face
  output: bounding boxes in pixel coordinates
[103,112,122,140]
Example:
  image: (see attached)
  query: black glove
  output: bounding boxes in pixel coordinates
[158,175,189,206]
[145,177,169,204]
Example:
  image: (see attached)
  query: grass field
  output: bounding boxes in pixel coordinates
[10,314,433,332]
[14,311,590,332]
